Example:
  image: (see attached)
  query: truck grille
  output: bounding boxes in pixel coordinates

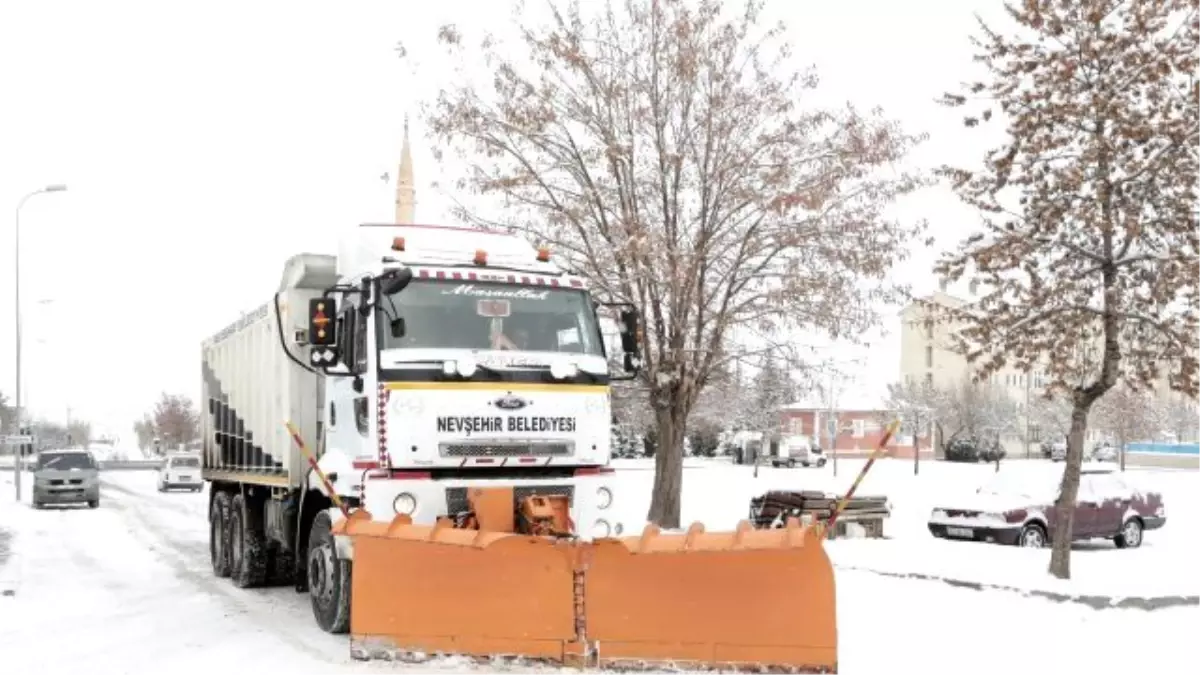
[446,485,575,515]
[439,442,571,458]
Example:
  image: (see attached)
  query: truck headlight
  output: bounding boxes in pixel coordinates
[393,492,418,516]
[591,519,611,538]
[931,509,947,520]
[596,486,613,510]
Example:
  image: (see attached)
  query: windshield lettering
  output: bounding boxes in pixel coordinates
[442,284,550,301]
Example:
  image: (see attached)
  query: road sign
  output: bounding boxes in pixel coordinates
[825,417,838,436]
[1,435,34,446]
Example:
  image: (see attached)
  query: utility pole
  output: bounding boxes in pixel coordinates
[825,369,838,477]
[14,184,67,501]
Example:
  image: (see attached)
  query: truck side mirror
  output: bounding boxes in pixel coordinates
[389,317,406,338]
[380,268,414,296]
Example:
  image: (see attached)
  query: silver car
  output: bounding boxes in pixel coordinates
[32,449,100,509]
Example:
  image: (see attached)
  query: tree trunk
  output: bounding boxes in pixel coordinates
[647,402,687,528]
[1048,403,1091,579]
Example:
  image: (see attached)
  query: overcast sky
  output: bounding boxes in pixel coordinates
[0,0,1005,440]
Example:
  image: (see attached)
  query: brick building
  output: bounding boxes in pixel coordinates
[779,399,935,459]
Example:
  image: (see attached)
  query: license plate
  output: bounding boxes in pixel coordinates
[945,526,974,538]
[179,476,192,482]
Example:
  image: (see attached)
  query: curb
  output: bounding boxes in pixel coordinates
[838,564,1199,610]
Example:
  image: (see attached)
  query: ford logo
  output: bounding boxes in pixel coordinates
[492,393,529,411]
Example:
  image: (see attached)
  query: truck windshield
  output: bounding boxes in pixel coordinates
[379,280,605,356]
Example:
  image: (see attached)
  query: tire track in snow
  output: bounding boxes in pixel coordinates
[98,480,351,666]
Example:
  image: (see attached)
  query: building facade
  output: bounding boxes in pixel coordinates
[897,280,1197,459]
[779,404,933,459]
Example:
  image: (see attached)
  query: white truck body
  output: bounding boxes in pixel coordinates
[201,254,334,489]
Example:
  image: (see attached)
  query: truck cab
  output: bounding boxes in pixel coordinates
[304,224,640,538]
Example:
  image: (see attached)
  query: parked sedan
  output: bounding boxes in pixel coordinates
[927,467,1165,549]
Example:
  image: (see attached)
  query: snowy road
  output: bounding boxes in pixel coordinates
[0,468,1195,675]
[0,474,376,675]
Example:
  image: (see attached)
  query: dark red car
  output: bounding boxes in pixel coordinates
[927,467,1166,548]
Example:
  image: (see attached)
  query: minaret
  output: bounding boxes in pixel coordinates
[394,115,416,224]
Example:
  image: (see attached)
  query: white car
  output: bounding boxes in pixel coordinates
[772,436,827,468]
[157,453,203,492]
[1090,443,1119,462]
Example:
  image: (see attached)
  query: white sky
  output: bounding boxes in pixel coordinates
[0,0,1005,439]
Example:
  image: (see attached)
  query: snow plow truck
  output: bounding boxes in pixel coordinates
[200,223,838,672]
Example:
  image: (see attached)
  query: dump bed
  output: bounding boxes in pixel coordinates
[201,254,338,488]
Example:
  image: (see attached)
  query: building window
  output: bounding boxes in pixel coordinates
[925,372,932,386]
[925,346,933,368]
[852,419,866,438]
[1030,426,1041,443]
[924,319,934,338]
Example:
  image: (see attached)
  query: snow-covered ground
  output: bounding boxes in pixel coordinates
[614,456,1200,598]
[1,460,1195,675]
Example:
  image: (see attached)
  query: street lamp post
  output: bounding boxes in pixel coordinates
[13,185,67,501]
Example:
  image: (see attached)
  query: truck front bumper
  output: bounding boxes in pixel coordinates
[355,471,625,542]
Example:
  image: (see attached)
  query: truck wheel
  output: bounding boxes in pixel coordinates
[210,491,232,578]
[228,493,269,588]
[308,511,351,634]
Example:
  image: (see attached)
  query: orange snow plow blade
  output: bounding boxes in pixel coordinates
[335,510,578,662]
[584,520,837,672]
[336,511,837,672]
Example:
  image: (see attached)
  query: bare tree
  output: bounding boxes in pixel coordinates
[132,414,157,451]
[691,361,745,427]
[1026,392,1073,446]
[744,352,794,441]
[1162,394,1200,443]
[416,0,926,526]
[152,393,200,449]
[935,378,1020,448]
[884,380,942,470]
[936,1,1198,578]
[1093,385,1168,469]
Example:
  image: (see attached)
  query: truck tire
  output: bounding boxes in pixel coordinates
[210,491,232,578]
[228,493,269,588]
[308,511,351,634]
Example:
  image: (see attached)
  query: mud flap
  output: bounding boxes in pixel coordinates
[335,512,577,662]
[584,520,837,672]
